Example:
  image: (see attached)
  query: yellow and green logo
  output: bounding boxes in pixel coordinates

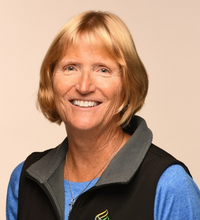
[95,209,110,220]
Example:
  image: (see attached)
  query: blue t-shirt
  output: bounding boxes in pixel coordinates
[6,163,200,220]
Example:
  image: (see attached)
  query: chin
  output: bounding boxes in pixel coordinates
[68,120,100,131]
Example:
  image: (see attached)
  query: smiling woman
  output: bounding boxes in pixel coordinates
[6,11,200,220]
[38,11,148,127]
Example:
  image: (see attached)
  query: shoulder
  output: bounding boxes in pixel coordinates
[147,144,191,176]
[8,162,24,192]
[156,164,200,198]
[7,149,53,201]
[157,164,196,190]
[154,164,200,220]
[149,144,182,162]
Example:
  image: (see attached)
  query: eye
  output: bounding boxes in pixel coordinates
[63,66,75,71]
[100,68,109,73]
[60,65,79,75]
[96,67,112,77]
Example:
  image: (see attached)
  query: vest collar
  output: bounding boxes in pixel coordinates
[26,116,152,186]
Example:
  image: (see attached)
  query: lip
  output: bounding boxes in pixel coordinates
[70,100,101,108]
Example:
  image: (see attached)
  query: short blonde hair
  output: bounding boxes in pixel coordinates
[37,11,148,127]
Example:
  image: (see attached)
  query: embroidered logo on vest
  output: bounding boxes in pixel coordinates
[95,209,110,220]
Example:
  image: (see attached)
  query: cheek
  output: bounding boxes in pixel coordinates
[52,83,66,112]
[112,80,124,102]
[112,84,125,113]
[105,81,124,111]
[53,76,67,97]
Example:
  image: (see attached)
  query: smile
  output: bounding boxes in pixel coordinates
[70,100,100,108]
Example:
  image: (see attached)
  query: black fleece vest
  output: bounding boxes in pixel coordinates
[17,144,190,220]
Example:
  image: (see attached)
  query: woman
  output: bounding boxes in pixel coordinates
[6,11,200,220]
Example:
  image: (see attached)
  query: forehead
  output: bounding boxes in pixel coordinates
[61,32,115,60]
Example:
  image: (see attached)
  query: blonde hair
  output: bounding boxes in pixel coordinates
[37,11,148,127]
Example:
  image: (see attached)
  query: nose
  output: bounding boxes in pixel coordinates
[75,70,96,94]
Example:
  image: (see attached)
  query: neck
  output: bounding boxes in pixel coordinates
[64,125,129,182]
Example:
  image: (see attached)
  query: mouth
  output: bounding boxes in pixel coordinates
[70,100,101,108]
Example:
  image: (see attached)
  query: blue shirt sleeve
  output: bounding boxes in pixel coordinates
[6,162,24,220]
[154,164,200,220]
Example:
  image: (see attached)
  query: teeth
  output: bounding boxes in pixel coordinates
[72,100,99,107]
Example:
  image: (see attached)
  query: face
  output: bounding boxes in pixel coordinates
[52,37,124,133]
